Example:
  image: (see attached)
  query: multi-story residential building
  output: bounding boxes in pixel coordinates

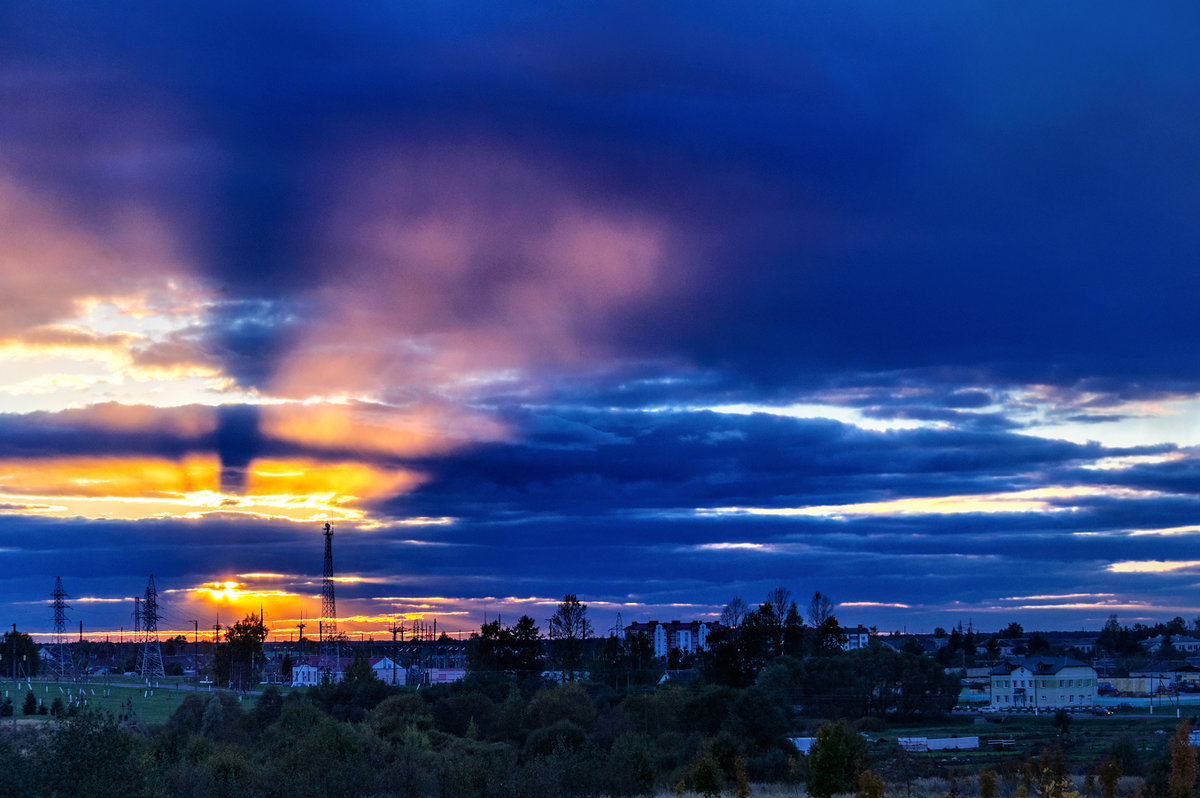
[989,657,1098,709]
[840,626,872,650]
[625,620,721,659]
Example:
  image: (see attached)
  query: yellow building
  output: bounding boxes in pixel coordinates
[989,657,1098,709]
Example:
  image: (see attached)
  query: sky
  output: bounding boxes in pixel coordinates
[3,2,1200,643]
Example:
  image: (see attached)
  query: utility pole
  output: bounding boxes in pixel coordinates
[390,619,403,685]
[192,620,199,681]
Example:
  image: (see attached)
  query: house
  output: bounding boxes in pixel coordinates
[625,620,720,659]
[290,655,350,687]
[370,656,406,685]
[291,662,324,687]
[840,626,872,651]
[989,657,1098,709]
[1144,635,1200,655]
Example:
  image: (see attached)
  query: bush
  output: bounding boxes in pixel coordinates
[808,719,869,798]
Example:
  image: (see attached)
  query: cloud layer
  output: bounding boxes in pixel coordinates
[2,2,1200,637]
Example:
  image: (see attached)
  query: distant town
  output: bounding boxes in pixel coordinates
[9,577,1200,713]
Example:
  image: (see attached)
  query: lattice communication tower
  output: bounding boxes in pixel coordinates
[48,576,72,679]
[321,522,337,657]
[137,574,165,681]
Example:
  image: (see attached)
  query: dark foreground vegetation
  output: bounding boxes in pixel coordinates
[1,679,1198,798]
[4,591,1200,797]
[0,664,1197,797]
[0,628,959,798]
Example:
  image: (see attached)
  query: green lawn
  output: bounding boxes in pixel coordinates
[4,678,286,726]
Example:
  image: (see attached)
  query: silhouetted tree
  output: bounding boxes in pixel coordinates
[213,613,266,691]
[807,719,868,798]
[0,628,39,678]
[549,594,593,680]
[1168,719,1198,798]
[468,615,544,676]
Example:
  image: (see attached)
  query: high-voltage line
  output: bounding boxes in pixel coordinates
[48,576,72,679]
[138,574,165,681]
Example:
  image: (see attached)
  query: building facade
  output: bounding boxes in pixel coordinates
[840,626,872,651]
[625,620,720,659]
[989,657,1098,709]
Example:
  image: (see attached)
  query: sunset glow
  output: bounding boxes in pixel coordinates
[2,3,1199,638]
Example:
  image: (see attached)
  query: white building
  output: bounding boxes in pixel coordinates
[625,620,720,659]
[426,667,466,685]
[371,656,407,685]
[840,626,872,651]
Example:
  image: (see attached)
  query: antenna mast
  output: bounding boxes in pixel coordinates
[321,523,337,660]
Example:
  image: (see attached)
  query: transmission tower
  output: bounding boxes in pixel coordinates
[321,522,337,659]
[48,576,72,679]
[138,574,165,681]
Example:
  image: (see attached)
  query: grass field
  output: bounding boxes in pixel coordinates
[1,677,283,726]
[874,709,1185,773]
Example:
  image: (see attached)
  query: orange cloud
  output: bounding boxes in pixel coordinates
[0,455,424,524]
[260,401,505,458]
[0,455,220,499]
[193,580,296,603]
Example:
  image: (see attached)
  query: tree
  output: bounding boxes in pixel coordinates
[799,644,957,719]
[1000,621,1025,639]
[468,615,544,676]
[1169,720,1199,798]
[721,596,749,629]
[808,719,868,798]
[22,690,36,716]
[1099,755,1123,798]
[808,591,834,628]
[812,615,845,657]
[214,613,267,691]
[343,646,375,685]
[548,594,593,680]
[201,694,225,739]
[0,628,39,678]
[692,749,723,798]
[1027,632,1051,655]
[1035,746,1071,798]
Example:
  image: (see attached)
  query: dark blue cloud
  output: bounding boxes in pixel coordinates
[3,2,1200,634]
[384,409,1119,523]
[3,2,1198,393]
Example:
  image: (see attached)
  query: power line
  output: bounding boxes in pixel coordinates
[48,576,71,680]
[138,574,165,681]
